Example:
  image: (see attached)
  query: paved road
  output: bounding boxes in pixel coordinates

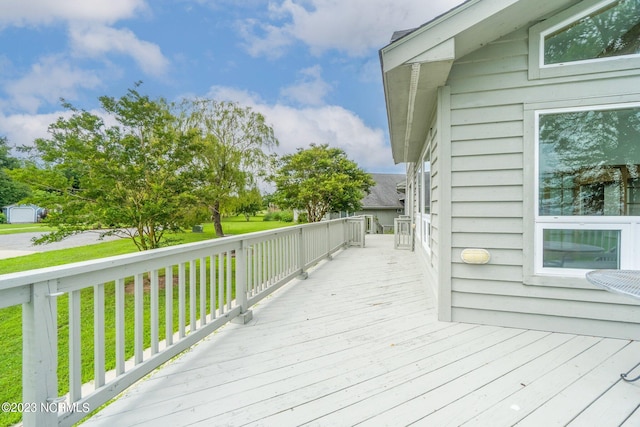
[0,231,125,260]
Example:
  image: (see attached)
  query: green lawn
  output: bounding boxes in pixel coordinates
[0,215,292,427]
[0,216,290,275]
[0,223,55,235]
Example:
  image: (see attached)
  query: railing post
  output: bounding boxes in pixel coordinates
[22,281,59,427]
[298,227,308,279]
[343,219,348,248]
[232,240,253,324]
[326,222,333,260]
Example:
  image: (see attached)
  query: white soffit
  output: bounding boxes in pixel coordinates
[409,38,455,64]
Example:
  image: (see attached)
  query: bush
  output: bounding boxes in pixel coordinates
[263,212,277,221]
[297,212,308,223]
[279,211,293,222]
[263,211,294,222]
[0,213,5,224]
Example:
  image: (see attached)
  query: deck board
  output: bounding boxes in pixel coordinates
[82,235,640,426]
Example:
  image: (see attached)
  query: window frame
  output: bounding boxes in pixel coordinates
[529,0,640,80]
[421,153,431,253]
[533,102,640,277]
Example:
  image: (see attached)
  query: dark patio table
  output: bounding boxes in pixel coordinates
[585,270,640,382]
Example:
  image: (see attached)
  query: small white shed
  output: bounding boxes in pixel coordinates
[3,204,41,223]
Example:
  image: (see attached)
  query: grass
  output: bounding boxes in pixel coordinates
[0,215,292,427]
[0,216,290,275]
[0,223,55,235]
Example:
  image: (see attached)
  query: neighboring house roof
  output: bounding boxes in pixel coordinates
[379,0,582,164]
[362,173,405,209]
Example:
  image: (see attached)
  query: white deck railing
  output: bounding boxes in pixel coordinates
[0,217,366,427]
[394,216,413,250]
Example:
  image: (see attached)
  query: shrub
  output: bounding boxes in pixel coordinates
[263,211,294,222]
[262,212,275,221]
[279,211,293,222]
[0,213,5,224]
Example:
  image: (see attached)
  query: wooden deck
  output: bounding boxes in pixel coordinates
[82,235,640,426]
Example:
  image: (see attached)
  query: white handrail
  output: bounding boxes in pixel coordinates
[0,216,366,427]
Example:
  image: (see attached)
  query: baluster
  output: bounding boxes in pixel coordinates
[226,251,232,310]
[150,270,159,355]
[165,267,173,346]
[115,278,125,375]
[209,255,216,319]
[247,244,254,296]
[94,283,105,388]
[200,257,207,325]
[179,263,186,338]
[134,273,144,364]
[218,253,225,315]
[189,260,196,332]
[256,243,263,291]
[69,289,82,401]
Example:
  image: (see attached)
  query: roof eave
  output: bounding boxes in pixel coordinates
[380,0,583,164]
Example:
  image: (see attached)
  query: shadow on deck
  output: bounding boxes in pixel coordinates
[83,235,640,426]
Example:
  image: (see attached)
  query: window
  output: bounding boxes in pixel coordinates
[421,158,431,251]
[422,159,430,215]
[416,165,422,215]
[535,104,640,275]
[529,0,640,79]
[544,0,640,66]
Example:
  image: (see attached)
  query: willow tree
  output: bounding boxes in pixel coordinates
[271,143,374,222]
[13,86,204,250]
[184,99,278,236]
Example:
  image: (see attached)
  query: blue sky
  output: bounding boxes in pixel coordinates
[0,0,462,173]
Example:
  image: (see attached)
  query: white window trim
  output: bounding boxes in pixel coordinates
[533,102,640,276]
[419,137,433,254]
[529,0,640,80]
[421,161,431,254]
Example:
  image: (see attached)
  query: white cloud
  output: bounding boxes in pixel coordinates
[0,108,122,152]
[0,111,69,150]
[0,0,148,28]
[279,65,332,106]
[69,25,169,77]
[237,19,294,59]
[240,0,461,58]
[3,55,102,114]
[0,0,168,82]
[208,85,398,172]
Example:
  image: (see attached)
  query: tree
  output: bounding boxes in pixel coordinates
[0,136,20,169]
[230,186,263,221]
[14,85,204,250]
[0,136,30,207]
[271,144,374,222]
[183,99,278,236]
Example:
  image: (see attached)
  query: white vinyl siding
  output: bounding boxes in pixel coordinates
[444,20,640,339]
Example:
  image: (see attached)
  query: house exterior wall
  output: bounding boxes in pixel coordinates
[435,22,640,340]
[360,209,401,231]
[408,107,446,310]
